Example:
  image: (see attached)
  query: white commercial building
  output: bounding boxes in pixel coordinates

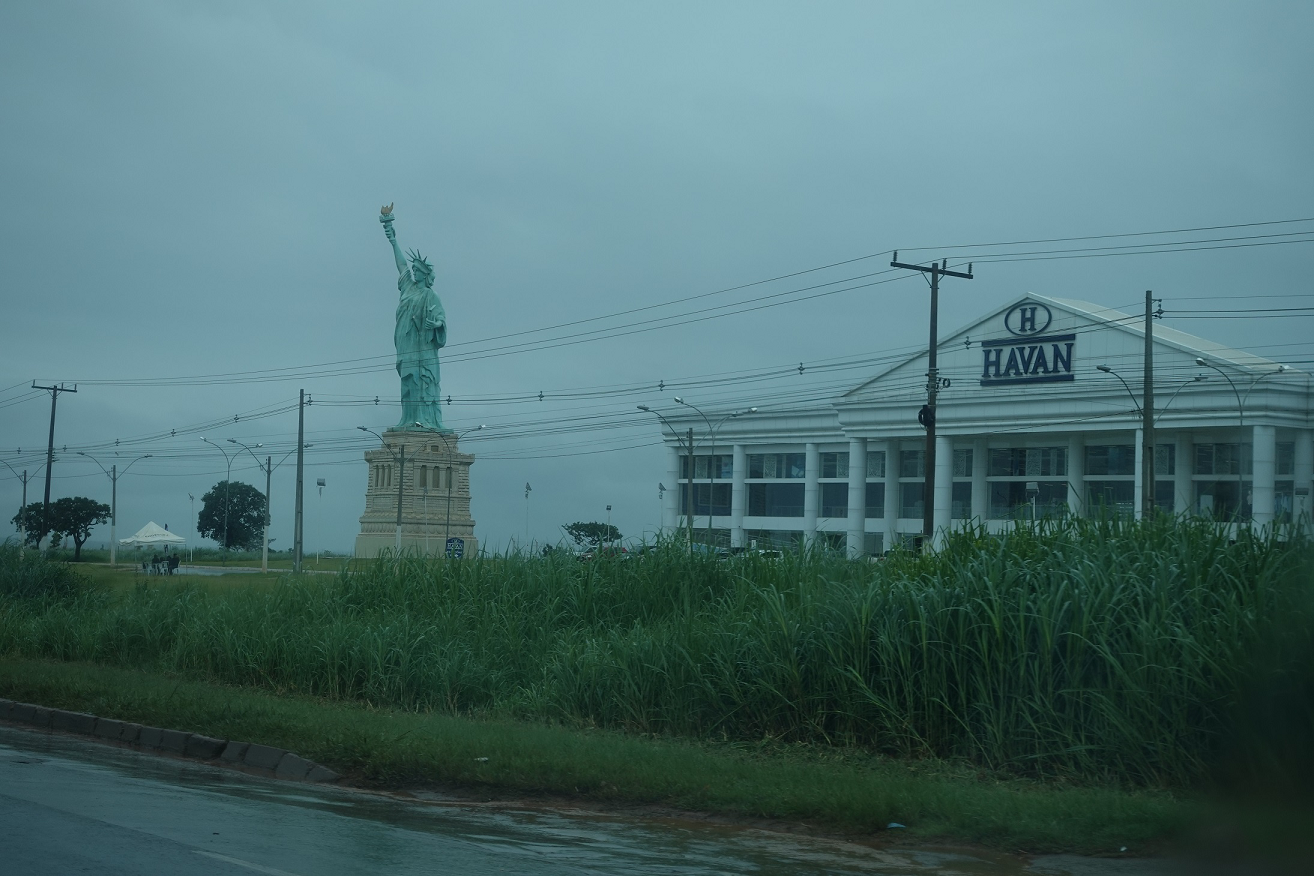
[653,295,1313,554]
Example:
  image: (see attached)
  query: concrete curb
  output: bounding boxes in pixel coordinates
[0,697,340,785]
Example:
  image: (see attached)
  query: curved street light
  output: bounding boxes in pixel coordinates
[200,437,237,561]
[638,405,693,547]
[76,452,151,566]
[1,457,36,557]
[227,440,267,571]
[1194,357,1289,428]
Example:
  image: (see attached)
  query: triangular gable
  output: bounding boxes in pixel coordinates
[840,293,1292,403]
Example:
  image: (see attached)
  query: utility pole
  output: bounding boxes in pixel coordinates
[888,255,973,548]
[293,389,306,573]
[394,443,406,552]
[686,427,694,548]
[1142,290,1156,519]
[264,456,272,572]
[32,382,76,547]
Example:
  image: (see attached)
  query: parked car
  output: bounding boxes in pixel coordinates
[578,545,629,561]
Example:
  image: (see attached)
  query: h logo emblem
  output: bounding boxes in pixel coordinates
[1004,302,1052,336]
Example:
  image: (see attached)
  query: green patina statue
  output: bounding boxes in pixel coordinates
[380,204,446,431]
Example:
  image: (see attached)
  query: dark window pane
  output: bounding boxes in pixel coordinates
[786,453,806,479]
[820,482,848,518]
[900,450,925,478]
[1155,480,1175,511]
[865,482,885,518]
[1086,480,1135,516]
[951,482,972,519]
[991,481,1068,519]
[900,482,925,518]
[747,483,804,517]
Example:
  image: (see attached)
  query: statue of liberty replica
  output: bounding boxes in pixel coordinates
[381,203,445,430]
[356,204,477,558]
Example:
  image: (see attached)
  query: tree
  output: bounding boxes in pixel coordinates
[48,497,111,561]
[562,521,622,550]
[10,503,47,548]
[197,481,267,550]
[13,498,111,560]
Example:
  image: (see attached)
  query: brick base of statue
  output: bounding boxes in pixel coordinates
[354,429,477,558]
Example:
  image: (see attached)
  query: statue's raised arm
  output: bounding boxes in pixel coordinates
[379,203,409,277]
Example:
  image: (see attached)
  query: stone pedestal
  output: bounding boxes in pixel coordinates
[354,429,477,558]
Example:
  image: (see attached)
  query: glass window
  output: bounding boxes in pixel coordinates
[680,483,732,516]
[900,450,925,479]
[1086,445,1135,476]
[900,482,924,518]
[747,483,805,517]
[863,532,884,556]
[747,453,806,479]
[991,447,1067,477]
[820,483,849,518]
[820,452,849,479]
[1155,444,1175,476]
[864,482,884,518]
[953,449,973,478]
[951,482,972,519]
[1194,443,1252,476]
[866,451,886,478]
[991,481,1068,519]
[1155,480,1175,511]
[683,455,733,480]
[1195,480,1251,521]
[1276,442,1295,476]
[1276,481,1295,522]
[1087,481,1135,516]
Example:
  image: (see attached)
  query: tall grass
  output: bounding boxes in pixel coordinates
[1,519,1308,787]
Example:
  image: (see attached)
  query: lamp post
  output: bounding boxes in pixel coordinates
[674,398,756,548]
[425,424,485,557]
[638,405,693,547]
[200,437,238,561]
[227,440,266,571]
[1194,358,1289,427]
[1,458,33,559]
[76,452,151,566]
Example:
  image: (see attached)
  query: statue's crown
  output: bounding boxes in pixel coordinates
[407,248,433,276]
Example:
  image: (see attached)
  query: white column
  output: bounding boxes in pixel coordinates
[884,440,899,550]
[971,437,988,522]
[931,435,953,548]
[1067,434,1084,517]
[731,444,747,549]
[1133,428,1144,521]
[803,443,819,546]
[1174,433,1192,515]
[1294,431,1314,535]
[663,445,680,533]
[1252,424,1276,527]
[846,437,866,558]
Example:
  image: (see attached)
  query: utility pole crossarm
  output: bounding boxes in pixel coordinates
[890,259,974,280]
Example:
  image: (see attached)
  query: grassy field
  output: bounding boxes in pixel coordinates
[0,657,1190,853]
[2,518,1311,849]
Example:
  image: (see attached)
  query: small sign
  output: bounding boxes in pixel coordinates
[446,537,465,558]
[1004,302,1053,336]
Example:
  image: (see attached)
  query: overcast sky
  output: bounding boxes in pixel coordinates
[2,1,1312,554]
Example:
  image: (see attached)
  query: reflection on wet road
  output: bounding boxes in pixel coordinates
[0,724,1168,875]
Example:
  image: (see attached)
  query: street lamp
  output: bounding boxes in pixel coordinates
[227,440,266,571]
[1,458,35,558]
[674,397,756,548]
[76,452,151,566]
[200,437,237,561]
[1194,357,1289,427]
[638,405,694,547]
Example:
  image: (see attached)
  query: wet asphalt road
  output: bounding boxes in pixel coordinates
[0,723,1177,876]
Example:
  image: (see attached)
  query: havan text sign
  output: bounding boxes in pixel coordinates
[980,334,1075,385]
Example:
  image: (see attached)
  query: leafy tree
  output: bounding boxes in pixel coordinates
[10,503,47,548]
[197,481,267,550]
[562,521,622,550]
[12,498,111,560]
[48,497,111,561]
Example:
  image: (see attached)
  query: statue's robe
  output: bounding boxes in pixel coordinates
[394,268,446,430]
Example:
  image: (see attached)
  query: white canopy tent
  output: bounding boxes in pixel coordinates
[119,521,186,547]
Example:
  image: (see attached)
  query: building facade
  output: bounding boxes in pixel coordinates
[655,295,1313,554]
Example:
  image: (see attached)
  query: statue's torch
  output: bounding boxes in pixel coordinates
[379,202,395,234]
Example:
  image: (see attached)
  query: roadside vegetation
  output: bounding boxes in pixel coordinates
[1,517,1310,849]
